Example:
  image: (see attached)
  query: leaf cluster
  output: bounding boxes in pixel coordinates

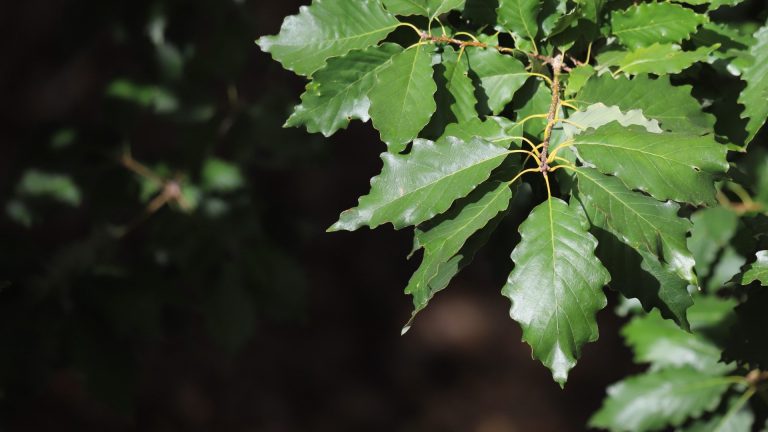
[259,0,768,392]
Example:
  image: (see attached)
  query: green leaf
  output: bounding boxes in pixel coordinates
[407,182,512,320]
[576,0,607,24]
[589,367,732,432]
[565,65,595,97]
[383,0,466,19]
[575,74,715,134]
[17,170,82,207]
[589,227,693,328]
[622,310,733,373]
[497,0,539,42]
[441,45,478,124]
[690,22,755,76]
[688,207,740,281]
[738,24,768,147]
[256,0,400,76]
[369,45,438,152]
[329,136,511,231]
[562,103,662,139]
[597,44,717,76]
[572,123,729,205]
[673,0,747,10]
[573,167,696,285]
[503,198,610,385]
[738,251,768,286]
[681,395,754,432]
[201,158,244,193]
[442,117,517,147]
[467,47,528,115]
[285,43,403,136]
[610,2,707,49]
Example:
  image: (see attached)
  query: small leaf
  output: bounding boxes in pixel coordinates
[598,44,718,76]
[369,44,438,152]
[738,251,768,286]
[573,168,696,285]
[575,0,607,24]
[17,170,82,207]
[467,47,529,115]
[562,103,662,139]
[441,45,479,124]
[503,198,610,385]
[565,65,595,97]
[622,310,733,373]
[681,395,754,432]
[673,0,747,10]
[442,117,517,147]
[407,181,512,320]
[256,0,400,76]
[329,136,510,231]
[286,43,403,136]
[590,367,732,432]
[611,2,707,49]
[738,24,768,147]
[591,228,693,328]
[497,0,540,43]
[576,74,715,134]
[572,123,729,205]
[688,207,740,281]
[383,0,466,19]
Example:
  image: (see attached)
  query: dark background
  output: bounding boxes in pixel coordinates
[1,0,741,430]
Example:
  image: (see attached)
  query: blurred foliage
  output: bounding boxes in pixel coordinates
[0,0,324,418]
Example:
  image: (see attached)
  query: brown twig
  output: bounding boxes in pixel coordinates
[539,53,564,173]
[421,34,573,72]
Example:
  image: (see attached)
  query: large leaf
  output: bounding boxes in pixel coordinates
[285,43,403,136]
[572,123,729,205]
[441,46,478,124]
[573,167,696,289]
[383,0,466,19]
[503,198,610,385]
[575,74,715,134]
[407,182,513,319]
[256,0,400,76]
[590,367,732,432]
[610,2,707,49]
[597,44,717,76]
[467,47,528,115]
[738,24,768,146]
[329,136,510,231]
[622,310,733,373]
[496,0,539,42]
[369,44,438,152]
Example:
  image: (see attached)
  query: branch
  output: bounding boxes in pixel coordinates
[539,53,564,173]
[422,34,573,72]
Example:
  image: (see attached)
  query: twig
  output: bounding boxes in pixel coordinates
[421,33,574,72]
[539,53,564,173]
